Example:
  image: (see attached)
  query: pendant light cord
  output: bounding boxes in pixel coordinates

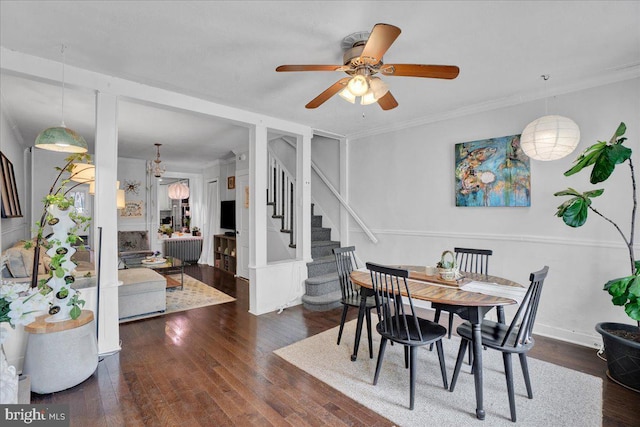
[61,44,66,127]
[541,74,550,115]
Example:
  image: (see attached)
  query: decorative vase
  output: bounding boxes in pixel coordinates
[0,344,18,404]
[44,204,79,323]
[596,322,640,393]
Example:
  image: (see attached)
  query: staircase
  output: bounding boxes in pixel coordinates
[267,150,342,311]
[301,204,342,311]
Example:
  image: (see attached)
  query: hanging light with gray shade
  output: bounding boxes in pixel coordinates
[520,75,580,161]
[35,45,88,153]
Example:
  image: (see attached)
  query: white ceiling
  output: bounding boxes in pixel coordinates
[1,1,639,169]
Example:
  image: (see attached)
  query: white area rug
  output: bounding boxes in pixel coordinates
[275,320,602,427]
[119,274,235,323]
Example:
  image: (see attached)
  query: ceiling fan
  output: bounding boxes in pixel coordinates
[276,23,460,111]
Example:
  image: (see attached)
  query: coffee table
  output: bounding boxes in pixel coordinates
[124,256,184,290]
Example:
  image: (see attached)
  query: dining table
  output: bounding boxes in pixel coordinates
[350,265,524,420]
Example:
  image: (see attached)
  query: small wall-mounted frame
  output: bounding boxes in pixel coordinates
[228,176,236,190]
[0,151,23,218]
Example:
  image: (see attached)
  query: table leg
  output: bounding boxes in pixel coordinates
[351,291,368,362]
[472,321,485,420]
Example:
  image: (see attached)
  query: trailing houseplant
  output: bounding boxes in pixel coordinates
[554,122,639,391]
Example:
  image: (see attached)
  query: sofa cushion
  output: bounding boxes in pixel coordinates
[3,241,50,278]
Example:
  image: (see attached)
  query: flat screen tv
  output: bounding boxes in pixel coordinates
[220,200,236,230]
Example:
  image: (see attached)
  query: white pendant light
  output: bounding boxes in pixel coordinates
[35,45,88,153]
[521,115,580,161]
[167,182,189,200]
[521,75,580,161]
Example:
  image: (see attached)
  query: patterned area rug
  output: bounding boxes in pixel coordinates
[275,320,602,427]
[119,274,235,323]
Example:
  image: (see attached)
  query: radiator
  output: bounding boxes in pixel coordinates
[164,237,203,262]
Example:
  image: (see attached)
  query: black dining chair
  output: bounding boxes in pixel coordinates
[367,262,448,410]
[449,266,549,422]
[333,246,376,361]
[433,247,494,338]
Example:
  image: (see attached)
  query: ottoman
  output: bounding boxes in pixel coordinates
[118,268,167,319]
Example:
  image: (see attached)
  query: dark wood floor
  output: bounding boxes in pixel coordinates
[32,265,639,426]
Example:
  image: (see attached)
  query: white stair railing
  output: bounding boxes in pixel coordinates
[280,136,377,244]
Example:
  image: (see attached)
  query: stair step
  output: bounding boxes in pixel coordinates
[311,215,323,227]
[301,290,342,312]
[306,255,337,277]
[311,240,340,258]
[304,272,340,296]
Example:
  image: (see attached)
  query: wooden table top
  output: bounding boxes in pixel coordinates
[25,310,94,334]
[350,267,523,307]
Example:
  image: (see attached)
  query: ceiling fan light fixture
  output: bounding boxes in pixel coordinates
[347,75,369,96]
[369,77,389,99]
[360,90,377,105]
[338,87,356,103]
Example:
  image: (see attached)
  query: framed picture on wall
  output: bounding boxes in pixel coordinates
[0,151,23,218]
[228,176,235,190]
[454,134,531,207]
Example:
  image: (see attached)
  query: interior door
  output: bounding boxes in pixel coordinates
[236,173,249,279]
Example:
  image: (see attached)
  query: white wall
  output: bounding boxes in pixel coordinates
[117,157,148,232]
[311,135,341,242]
[348,77,640,348]
[0,108,29,250]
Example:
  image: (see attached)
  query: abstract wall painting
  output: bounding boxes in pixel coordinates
[455,134,531,207]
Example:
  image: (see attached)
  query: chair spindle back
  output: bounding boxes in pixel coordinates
[333,246,359,301]
[454,247,493,274]
[366,262,422,343]
[501,266,549,348]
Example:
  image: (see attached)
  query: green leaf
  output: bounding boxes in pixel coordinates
[553,188,582,197]
[564,141,607,177]
[614,122,626,139]
[69,305,81,320]
[583,189,604,198]
[634,260,640,274]
[561,198,589,227]
[628,276,640,298]
[624,300,640,321]
[590,140,631,184]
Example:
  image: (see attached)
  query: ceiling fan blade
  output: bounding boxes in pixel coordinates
[380,64,460,79]
[276,65,347,72]
[360,23,401,65]
[305,77,350,109]
[377,91,398,110]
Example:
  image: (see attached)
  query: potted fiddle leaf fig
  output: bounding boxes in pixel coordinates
[554,122,639,392]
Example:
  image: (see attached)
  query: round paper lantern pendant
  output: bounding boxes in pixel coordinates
[520,115,580,161]
[167,182,190,200]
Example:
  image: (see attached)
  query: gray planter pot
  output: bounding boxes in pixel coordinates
[595,322,640,393]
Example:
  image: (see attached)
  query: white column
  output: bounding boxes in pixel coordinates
[296,132,312,262]
[94,92,121,355]
[249,124,268,313]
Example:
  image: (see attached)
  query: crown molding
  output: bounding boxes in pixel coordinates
[346,65,640,141]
